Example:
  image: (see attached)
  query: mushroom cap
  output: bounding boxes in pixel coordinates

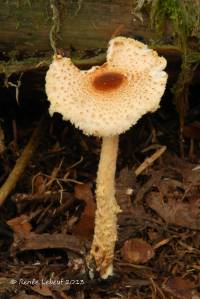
[46,36,167,137]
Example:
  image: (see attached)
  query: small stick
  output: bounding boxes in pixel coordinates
[12,191,72,203]
[135,145,167,177]
[45,158,64,189]
[0,114,49,206]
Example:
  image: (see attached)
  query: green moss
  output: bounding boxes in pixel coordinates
[151,0,200,51]
[154,1,200,130]
[135,0,200,48]
[135,0,200,125]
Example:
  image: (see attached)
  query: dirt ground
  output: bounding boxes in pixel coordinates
[0,66,200,299]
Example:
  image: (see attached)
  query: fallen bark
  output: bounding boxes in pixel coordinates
[12,232,86,256]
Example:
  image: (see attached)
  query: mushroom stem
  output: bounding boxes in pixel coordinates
[90,135,121,279]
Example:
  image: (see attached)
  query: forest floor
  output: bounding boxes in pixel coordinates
[0,68,200,299]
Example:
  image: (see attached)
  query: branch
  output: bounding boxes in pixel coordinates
[0,114,49,206]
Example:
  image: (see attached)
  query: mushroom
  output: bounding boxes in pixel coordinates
[45,36,168,279]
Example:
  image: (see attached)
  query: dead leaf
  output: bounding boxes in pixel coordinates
[31,284,53,297]
[32,174,47,194]
[162,277,200,299]
[146,193,200,230]
[121,238,155,264]
[58,290,73,299]
[7,215,32,240]
[7,215,33,256]
[73,183,95,239]
[11,292,37,299]
[75,183,93,202]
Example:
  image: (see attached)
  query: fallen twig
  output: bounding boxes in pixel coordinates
[0,114,49,206]
[12,191,72,204]
[0,53,106,76]
[135,145,167,177]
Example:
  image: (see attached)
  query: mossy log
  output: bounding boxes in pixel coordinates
[0,0,158,57]
[1,0,199,81]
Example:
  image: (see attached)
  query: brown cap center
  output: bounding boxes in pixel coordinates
[93,71,125,91]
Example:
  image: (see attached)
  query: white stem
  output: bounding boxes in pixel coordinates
[90,135,121,279]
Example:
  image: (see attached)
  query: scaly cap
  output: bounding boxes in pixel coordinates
[46,36,167,136]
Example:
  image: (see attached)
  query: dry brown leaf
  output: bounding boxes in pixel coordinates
[73,183,95,239]
[162,277,200,299]
[31,284,53,297]
[7,215,33,256]
[32,174,47,194]
[146,193,200,230]
[11,292,37,299]
[121,238,155,264]
[7,215,32,239]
